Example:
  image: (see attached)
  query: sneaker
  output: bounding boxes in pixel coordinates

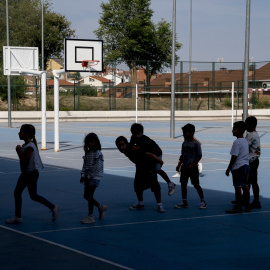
[129,203,144,210]
[98,205,107,220]
[199,201,207,209]
[52,205,59,221]
[158,205,165,213]
[168,182,176,196]
[81,215,95,224]
[174,201,188,209]
[226,206,243,214]
[5,216,22,224]
[250,201,261,209]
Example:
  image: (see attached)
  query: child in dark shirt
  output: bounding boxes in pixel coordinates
[115,136,165,213]
[174,123,207,209]
[130,123,176,196]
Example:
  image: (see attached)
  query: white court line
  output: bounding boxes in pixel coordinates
[28,210,270,235]
[0,225,133,270]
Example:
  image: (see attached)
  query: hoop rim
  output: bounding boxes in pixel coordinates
[81,60,100,68]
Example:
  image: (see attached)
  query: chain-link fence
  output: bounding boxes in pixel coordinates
[1,60,270,111]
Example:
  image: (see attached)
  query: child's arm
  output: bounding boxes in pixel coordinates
[176,155,182,171]
[146,152,164,165]
[80,157,87,183]
[16,145,33,168]
[225,155,237,176]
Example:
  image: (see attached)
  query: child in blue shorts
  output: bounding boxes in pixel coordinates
[226,121,250,213]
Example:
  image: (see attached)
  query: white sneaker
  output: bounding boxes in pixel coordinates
[199,201,207,209]
[98,205,107,220]
[5,216,22,224]
[81,215,95,224]
[198,163,203,173]
[172,172,180,178]
[52,205,59,221]
[158,205,165,213]
[168,182,176,196]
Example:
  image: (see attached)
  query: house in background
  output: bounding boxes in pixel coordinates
[80,76,112,93]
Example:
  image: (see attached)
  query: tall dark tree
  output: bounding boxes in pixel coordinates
[95,0,181,89]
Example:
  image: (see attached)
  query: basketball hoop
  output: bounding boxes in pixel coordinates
[81,60,100,71]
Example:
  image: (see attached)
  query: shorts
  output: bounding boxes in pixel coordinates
[155,155,163,171]
[248,158,259,185]
[180,166,200,186]
[134,168,161,193]
[84,178,101,187]
[232,164,249,188]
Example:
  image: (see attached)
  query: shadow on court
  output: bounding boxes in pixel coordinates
[1,157,270,270]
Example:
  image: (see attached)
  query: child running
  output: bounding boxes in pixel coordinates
[115,136,165,213]
[245,116,261,209]
[80,133,107,224]
[6,124,59,224]
[130,123,176,196]
[174,123,207,209]
[226,121,250,213]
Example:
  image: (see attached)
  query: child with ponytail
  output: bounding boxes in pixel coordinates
[6,124,59,224]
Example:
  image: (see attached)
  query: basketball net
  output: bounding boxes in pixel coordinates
[81,60,100,72]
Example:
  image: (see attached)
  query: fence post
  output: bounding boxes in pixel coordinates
[212,62,215,110]
[147,61,150,110]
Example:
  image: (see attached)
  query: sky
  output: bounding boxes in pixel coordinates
[50,0,270,63]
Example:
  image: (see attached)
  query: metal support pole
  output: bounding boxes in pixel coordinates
[6,0,11,128]
[20,70,47,149]
[41,72,47,150]
[41,0,44,70]
[53,69,66,152]
[188,0,192,111]
[243,0,251,121]
[135,84,138,123]
[170,0,176,138]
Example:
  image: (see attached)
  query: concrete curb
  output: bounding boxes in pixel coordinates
[0,109,269,122]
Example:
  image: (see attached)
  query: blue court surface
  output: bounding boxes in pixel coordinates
[1,120,270,270]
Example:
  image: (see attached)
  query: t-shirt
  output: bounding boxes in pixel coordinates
[130,135,162,156]
[245,131,261,163]
[181,140,202,169]
[21,142,44,172]
[230,138,249,171]
[81,150,104,180]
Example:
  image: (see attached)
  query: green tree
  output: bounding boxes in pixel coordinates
[94,0,181,90]
[0,0,75,67]
[0,0,75,100]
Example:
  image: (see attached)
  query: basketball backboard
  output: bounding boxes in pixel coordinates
[3,46,39,75]
[64,39,103,72]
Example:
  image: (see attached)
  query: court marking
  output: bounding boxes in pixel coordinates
[27,210,270,235]
[0,225,134,270]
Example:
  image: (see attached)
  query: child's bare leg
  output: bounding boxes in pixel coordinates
[242,185,250,207]
[193,184,205,200]
[157,170,171,184]
[251,182,260,202]
[153,190,162,203]
[135,191,143,202]
[181,183,187,200]
[234,187,243,207]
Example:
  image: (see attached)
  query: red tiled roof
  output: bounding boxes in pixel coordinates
[47,79,74,86]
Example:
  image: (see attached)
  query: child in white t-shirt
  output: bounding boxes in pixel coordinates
[225,121,250,213]
[245,116,261,209]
